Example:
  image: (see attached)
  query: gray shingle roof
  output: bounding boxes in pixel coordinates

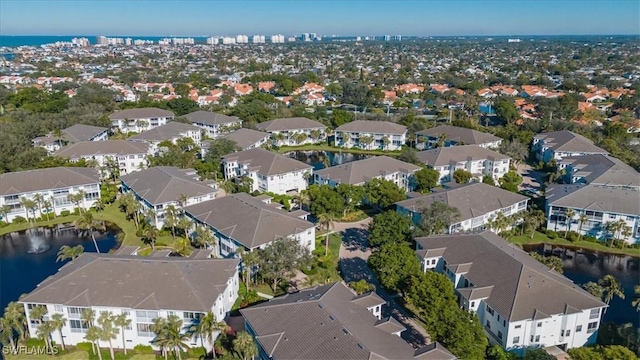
[414,232,606,322]
[240,282,455,360]
[395,183,528,222]
[62,124,108,143]
[128,122,200,142]
[336,120,407,135]
[120,167,216,205]
[222,148,312,176]
[546,184,640,216]
[20,253,239,312]
[183,110,241,125]
[256,117,327,132]
[183,193,314,249]
[560,154,640,187]
[315,156,421,185]
[217,128,270,150]
[0,167,100,196]
[534,130,608,154]
[54,140,149,158]
[109,108,174,120]
[416,145,510,167]
[415,125,501,145]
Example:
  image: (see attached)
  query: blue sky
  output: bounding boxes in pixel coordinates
[1,0,638,36]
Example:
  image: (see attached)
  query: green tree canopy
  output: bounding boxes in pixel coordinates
[414,167,440,192]
[368,242,421,294]
[453,169,473,184]
[415,201,461,236]
[364,178,406,208]
[304,184,345,217]
[499,171,523,192]
[368,211,413,248]
[256,237,313,292]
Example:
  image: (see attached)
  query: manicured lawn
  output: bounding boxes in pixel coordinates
[510,231,640,257]
[93,203,143,247]
[0,215,81,236]
[7,351,89,360]
[128,355,157,360]
[277,143,401,156]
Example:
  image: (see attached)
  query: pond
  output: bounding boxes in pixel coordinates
[525,244,639,327]
[283,150,372,170]
[0,225,119,312]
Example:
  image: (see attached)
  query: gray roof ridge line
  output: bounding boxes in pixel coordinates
[507,264,527,321]
[172,261,210,311]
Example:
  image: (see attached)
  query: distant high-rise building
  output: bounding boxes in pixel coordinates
[236,35,249,44]
[222,37,237,45]
[270,34,285,43]
[301,33,311,42]
[96,36,108,45]
[287,36,296,42]
[251,35,266,44]
[206,37,219,45]
[393,35,402,41]
[125,38,132,46]
[72,37,90,47]
[383,35,391,41]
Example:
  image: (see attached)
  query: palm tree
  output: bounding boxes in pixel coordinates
[177,194,189,208]
[85,326,102,360]
[41,200,52,221]
[19,197,36,222]
[36,321,55,354]
[165,205,179,239]
[81,308,96,329]
[192,311,227,358]
[50,313,67,351]
[76,212,105,253]
[97,311,119,360]
[0,204,11,223]
[582,282,604,299]
[220,180,236,194]
[4,302,27,343]
[598,275,625,305]
[49,195,57,219]
[93,199,104,212]
[29,305,47,327]
[436,133,447,148]
[56,245,84,262]
[632,285,640,312]
[578,213,589,241]
[563,208,575,237]
[177,217,193,238]
[143,225,160,250]
[162,315,190,360]
[525,208,545,239]
[0,316,18,354]
[291,192,309,210]
[381,136,390,150]
[33,193,44,219]
[112,313,131,355]
[151,317,171,360]
[233,331,258,360]
[239,249,259,289]
[317,213,336,256]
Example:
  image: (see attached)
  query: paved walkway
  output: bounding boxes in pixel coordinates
[335,218,432,348]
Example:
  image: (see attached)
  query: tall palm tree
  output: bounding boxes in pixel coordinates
[41,200,52,221]
[233,331,258,360]
[582,282,604,299]
[56,245,84,262]
[29,306,47,327]
[632,285,640,312]
[163,315,190,360]
[317,213,336,256]
[151,317,169,360]
[50,313,67,350]
[577,213,589,241]
[4,302,27,343]
[112,313,131,355]
[97,311,119,360]
[525,208,545,239]
[177,217,193,238]
[0,316,18,354]
[76,212,105,253]
[192,311,227,358]
[142,226,160,250]
[0,204,11,223]
[193,225,215,251]
[33,193,44,219]
[164,205,179,239]
[49,195,57,219]
[85,326,102,360]
[19,197,36,222]
[563,208,575,237]
[598,275,625,305]
[81,308,96,329]
[36,321,55,354]
[239,249,259,289]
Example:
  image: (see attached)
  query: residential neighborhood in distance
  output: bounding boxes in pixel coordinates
[0,2,639,359]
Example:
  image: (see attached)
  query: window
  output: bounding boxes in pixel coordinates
[137,323,154,337]
[54,305,63,312]
[69,319,89,333]
[587,322,598,334]
[576,325,582,333]
[565,330,571,336]
[67,307,87,318]
[515,325,522,329]
[537,322,542,328]
[486,305,495,316]
[136,310,158,322]
[503,320,506,327]
[589,308,600,319]
[513,336,520,344]
[183,312,201,320]
[531,335,540,343]
[498,331,503,340]
[486,320,491,329]
[471,301,475,308]
[561,330,565,336]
